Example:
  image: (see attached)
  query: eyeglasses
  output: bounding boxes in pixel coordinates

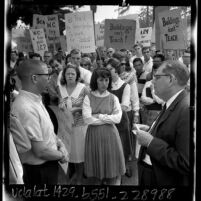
[121,63,126,65]
[143,51,150,54]
[153,74,170,80]
[80,64,88,67]
[33,73,51,80]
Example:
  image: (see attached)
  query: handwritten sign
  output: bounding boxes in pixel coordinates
[136,27,152,47]
[95,23,104,47]
[65,11,96,53]
[158,8,187,49]
[33,14,61,52]
[104,19,136,50]
[29,28,48,57]
[11,28,33,53]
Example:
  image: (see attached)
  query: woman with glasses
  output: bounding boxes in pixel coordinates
[80,57,93,72]
[106,58,133,179]
[58,63,89,185]
[119,56,140,164]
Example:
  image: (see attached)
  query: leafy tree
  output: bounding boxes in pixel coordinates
[138,6,153,28]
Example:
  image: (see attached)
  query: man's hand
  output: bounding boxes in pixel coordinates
[59,146,69,163]
[136,130,153,147]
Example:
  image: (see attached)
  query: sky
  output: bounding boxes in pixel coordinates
[77,5,142,23]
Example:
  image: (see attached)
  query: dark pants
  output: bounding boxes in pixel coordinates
[138,160,157,186]
[22,161,59,184]
[127,111,136,158]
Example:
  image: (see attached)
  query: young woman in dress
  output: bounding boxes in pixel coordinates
[106,58,133,177]
[82,68,125,185]
[58,63,89,185]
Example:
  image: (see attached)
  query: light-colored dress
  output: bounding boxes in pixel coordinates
[58,82,88,163]
[82,90,125,179]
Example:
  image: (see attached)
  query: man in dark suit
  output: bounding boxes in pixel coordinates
[136,60,190,185]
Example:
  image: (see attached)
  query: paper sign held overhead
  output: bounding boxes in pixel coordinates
[65,11,96,53]
[104,19,136,50]
[29,28,48,57]
[136,27,152,47]
[33,14,61,52]
[158,8,188,50]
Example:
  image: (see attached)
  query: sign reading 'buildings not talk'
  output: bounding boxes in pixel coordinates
[104,19,136,50]
[158,8,188,50]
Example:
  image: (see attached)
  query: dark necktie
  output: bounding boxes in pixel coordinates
[148,103,167,134]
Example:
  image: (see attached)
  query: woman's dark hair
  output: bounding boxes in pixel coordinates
[120,55,131,72]
[60,63,80,85]
[153,54,165,62]
[90,67,112,91]
[107,58,121,74]
[133,57,143,65]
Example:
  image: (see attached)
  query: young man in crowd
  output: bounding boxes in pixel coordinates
[142,47,153,73]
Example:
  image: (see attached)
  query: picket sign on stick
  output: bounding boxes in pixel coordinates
[135,27,152,47]
[29,28,48,58]
[33,14,61,53]
[65,11,96,53]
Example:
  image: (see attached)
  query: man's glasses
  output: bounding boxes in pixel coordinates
[153,74,170,80]
[33,73,52,80]
[143,51,150,54]
[120,63,126,66]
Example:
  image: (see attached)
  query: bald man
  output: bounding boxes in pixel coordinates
[11,59,69,184]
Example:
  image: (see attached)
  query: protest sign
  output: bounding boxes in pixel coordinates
[95,23,104,47]
[65,11,96,53]
[29,28,48,57]
[12,28,33,53]
[33,14,47,31]
[104,19,136,50]
[158,8,187,49]
[33,14,61,52]
[136,27,152,47]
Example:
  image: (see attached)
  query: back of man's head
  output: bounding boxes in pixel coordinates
[162,60,190,87]
[16,59,44,81]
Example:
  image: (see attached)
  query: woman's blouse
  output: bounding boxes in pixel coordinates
[82,90,122,125]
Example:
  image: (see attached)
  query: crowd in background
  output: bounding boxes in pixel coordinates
[5,42,191,185]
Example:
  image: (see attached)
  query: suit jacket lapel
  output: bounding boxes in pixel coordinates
[152,90,188,137]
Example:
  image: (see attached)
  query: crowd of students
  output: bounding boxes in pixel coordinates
[6,43,191,185]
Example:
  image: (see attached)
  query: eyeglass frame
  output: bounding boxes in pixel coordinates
[33,73,52,80]
[153,74,171,80]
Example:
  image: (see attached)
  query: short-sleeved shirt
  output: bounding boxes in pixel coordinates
[11,90,58,165]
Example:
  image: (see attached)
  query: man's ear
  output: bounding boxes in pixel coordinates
[31,75,37,84]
